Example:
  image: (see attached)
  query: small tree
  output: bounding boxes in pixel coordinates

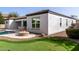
[0,12,4,24]
[8,12,18,18]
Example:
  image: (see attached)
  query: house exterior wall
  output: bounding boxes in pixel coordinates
[48,13,76,35]
[73,19,77,23]
[5,20,17,30]
[27,13,48,34]
[5,18,27,30]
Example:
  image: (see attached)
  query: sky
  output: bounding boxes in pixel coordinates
[0,7,79,18]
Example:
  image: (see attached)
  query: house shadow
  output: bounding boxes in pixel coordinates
[51,36,79,51]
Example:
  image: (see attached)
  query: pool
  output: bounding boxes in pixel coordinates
[0,31,15,35]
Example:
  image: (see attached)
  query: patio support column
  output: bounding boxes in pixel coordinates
[21,20,23,27]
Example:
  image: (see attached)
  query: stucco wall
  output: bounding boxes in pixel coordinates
[48,13,76,35]
[27,13,48,34]
[27,13,76,35]
[5,20,17,30]
[0,24,5,29]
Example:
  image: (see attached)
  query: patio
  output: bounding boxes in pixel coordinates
[51,31,68,37]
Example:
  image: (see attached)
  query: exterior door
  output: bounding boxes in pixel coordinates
[23,21,27,29]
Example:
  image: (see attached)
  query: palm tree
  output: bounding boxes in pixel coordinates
[8,12,19,18]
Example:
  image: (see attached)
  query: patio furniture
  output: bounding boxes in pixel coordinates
[16,27,29,36]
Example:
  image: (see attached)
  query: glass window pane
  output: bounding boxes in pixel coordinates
[32,24,35,28]
[36,21,40,24]
[36,24,40,28]
[36,18,40,21]
[32,20,35,23]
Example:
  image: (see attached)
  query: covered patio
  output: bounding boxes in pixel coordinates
[15,17,27,30]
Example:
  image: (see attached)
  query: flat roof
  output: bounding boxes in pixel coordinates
[26,9,77,20]
[16,16,26,19]
[4,16,27,20]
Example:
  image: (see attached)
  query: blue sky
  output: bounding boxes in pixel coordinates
[0,7,79,17]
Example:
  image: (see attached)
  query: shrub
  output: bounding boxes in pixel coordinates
[66,28,79,39]
[8,12,18,18]
[66,23,79,39]
[0,13,4,24]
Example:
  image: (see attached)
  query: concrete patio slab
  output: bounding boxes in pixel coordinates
[50,31,68,37]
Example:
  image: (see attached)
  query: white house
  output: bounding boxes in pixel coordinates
[5,9,77,35]
[26,10,77,35]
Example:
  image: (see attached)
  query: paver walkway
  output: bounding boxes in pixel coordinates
[51,31,79,43]
[51,31,68,37]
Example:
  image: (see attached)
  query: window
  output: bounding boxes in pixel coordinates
[32,20,35,28]
[32,17,40,29]
[60,18,62,27]
[66,19,68,26]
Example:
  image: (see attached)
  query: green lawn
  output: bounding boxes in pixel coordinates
[0,37,78,51]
